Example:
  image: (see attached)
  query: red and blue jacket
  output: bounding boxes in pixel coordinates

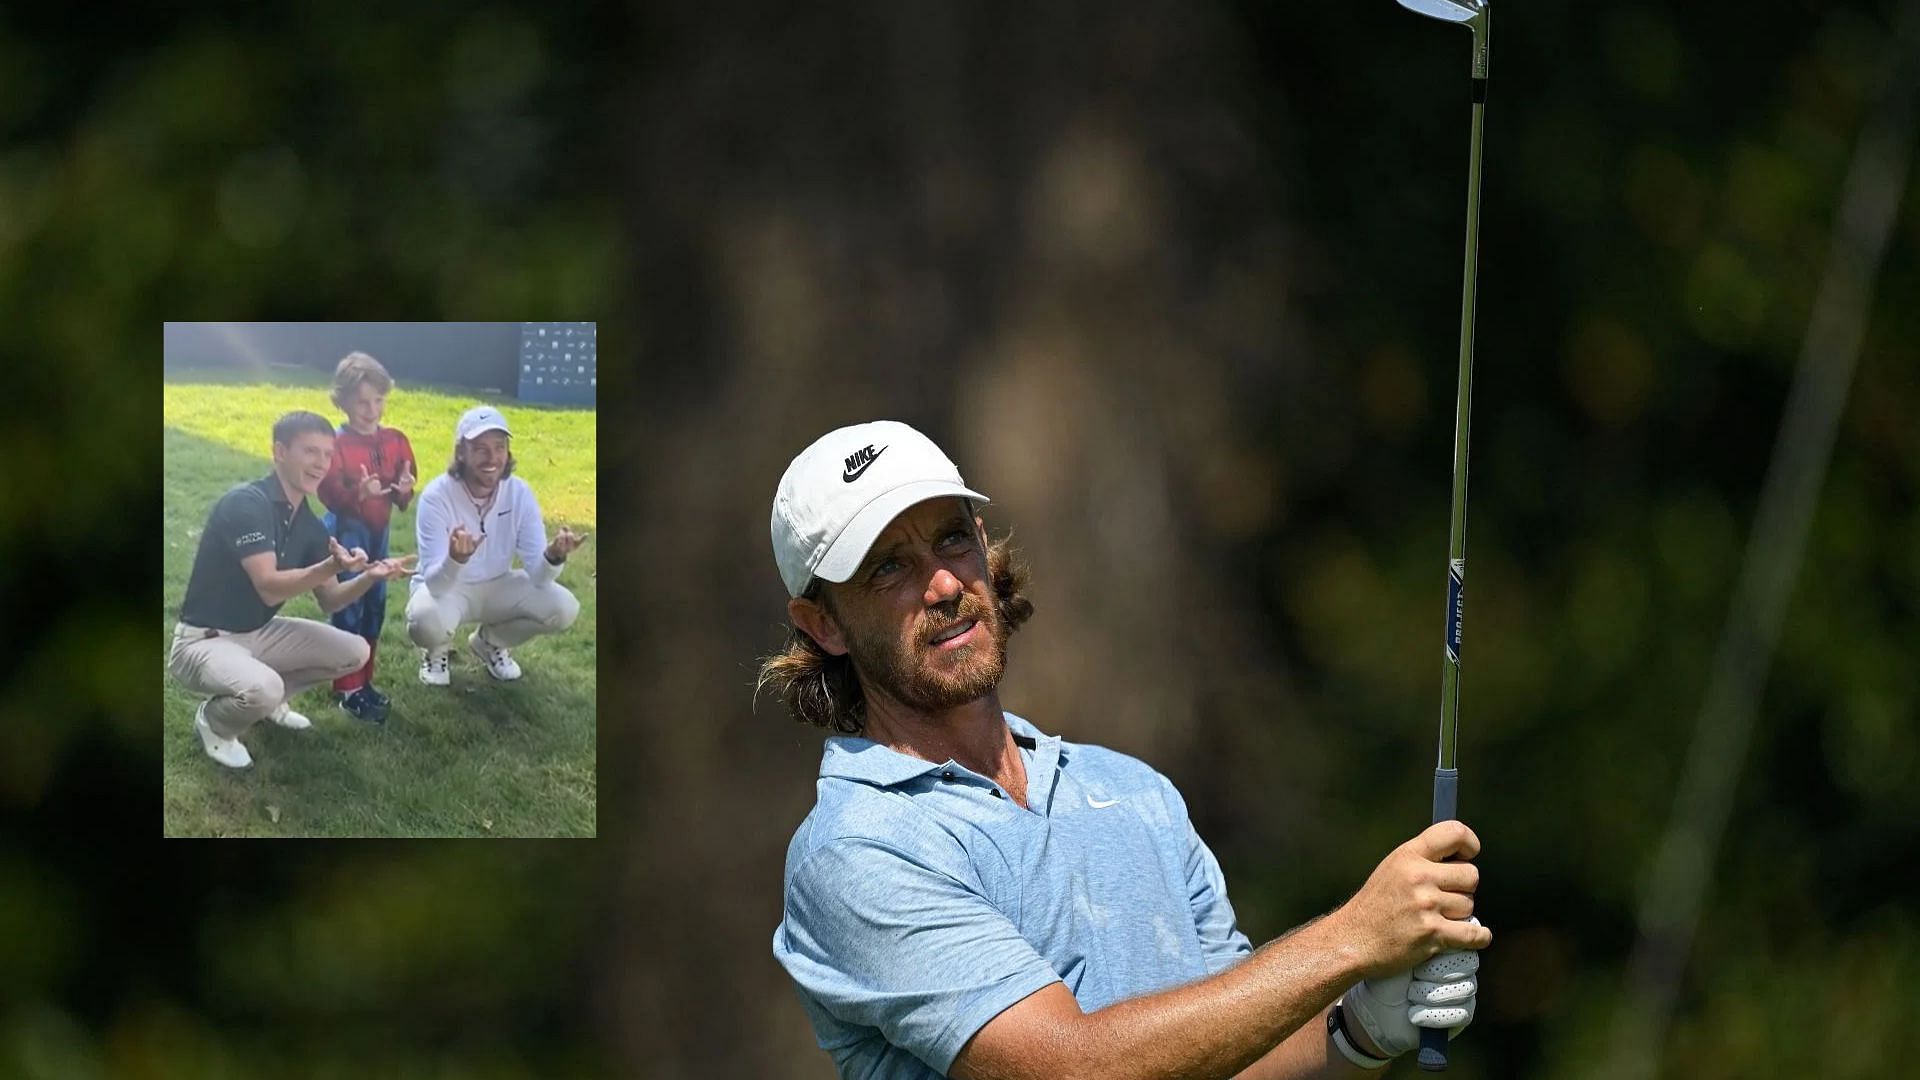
[318,425,417,533]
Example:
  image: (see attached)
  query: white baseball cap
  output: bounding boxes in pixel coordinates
[456,406,512,444]
[771,420,991,597]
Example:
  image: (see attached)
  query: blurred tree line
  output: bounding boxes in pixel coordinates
[2,2,1914,1077]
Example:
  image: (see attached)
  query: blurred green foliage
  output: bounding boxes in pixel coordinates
[1,4,615,1077]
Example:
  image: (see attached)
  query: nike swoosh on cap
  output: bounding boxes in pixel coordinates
[842,446,887,482]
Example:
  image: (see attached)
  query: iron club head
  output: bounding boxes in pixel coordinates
[1396,0,1490,78]
[1396,0,1480,21]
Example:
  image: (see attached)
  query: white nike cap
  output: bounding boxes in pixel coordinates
[455,405,512,444]
[772,420,991,598]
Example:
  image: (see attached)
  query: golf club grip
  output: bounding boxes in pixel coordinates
[1419,768,1460,1071]
[1418,1025,1449,1071]
[1431,766,1458,824]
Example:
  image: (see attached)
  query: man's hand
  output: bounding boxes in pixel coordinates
[391,460,415,501]
[545,526,589,564]
[366,554,418,581]
[449,524,484,564]
[329,537,370,573]
[1328,821,1490,979]
[1342,923,1483,1059]
[356,464,390,500]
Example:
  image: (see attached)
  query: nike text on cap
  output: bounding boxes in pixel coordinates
[771,420,991,598]
[455,406,512,445]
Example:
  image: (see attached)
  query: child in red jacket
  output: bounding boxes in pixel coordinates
[317,352,418,723]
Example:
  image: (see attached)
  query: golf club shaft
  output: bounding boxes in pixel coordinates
[1420,73,1486,1078]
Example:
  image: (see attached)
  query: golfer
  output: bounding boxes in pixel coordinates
[170,411,417,769]
[406,405,584,685]
[765,421,1489,1079]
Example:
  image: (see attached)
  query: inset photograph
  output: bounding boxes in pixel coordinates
[162,322,597,837]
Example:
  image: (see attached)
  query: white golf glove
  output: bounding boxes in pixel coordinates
[1342,920,1482,1059]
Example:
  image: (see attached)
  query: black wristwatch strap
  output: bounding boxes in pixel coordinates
[1328,1001,1393,1070]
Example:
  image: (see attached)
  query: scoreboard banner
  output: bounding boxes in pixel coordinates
[518,322,596,405]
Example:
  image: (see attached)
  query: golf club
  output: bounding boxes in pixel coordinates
[1392,0,1489,1071]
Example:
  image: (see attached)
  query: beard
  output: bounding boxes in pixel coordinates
[846,587,1009,715]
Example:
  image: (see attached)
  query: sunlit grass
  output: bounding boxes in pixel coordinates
[162,368,596,528]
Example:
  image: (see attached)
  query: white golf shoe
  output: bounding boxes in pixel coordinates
[195,701,253,769]
[468,628,522,681]
[419,646,451,686]
[268,702,312,730]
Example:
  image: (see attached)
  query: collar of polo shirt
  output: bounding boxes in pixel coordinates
[819,713,1063,788]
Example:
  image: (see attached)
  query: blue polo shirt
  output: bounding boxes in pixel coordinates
[773,712,1253,1078]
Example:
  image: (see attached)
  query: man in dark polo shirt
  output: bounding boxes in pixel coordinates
[169,411,417,768]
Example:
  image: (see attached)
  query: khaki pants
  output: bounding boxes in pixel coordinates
[169,618,371,738]
[406,570,580,650]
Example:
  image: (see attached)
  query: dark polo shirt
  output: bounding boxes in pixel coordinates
[179,473,331,633]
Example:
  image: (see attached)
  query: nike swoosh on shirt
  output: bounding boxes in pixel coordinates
[1086,795,1121,809]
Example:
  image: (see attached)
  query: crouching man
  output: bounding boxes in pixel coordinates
[169,411,417,768]
[407,406,584,686]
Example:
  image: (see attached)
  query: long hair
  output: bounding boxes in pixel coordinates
[756,534,1034,735]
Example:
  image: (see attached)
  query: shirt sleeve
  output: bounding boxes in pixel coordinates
[1161,775,1255,972]
[774,836,1064,1076]
[216,490,277,560]
[417,483,459,594]
[515,481,561,587]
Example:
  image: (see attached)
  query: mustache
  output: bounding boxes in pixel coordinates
[920,593,995,643]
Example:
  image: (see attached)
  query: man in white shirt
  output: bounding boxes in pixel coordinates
[406,405,586,685]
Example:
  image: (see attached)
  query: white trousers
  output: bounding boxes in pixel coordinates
[405,570,580,650]
[169,617,370,738]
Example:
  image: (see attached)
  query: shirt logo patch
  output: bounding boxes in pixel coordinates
[235,531,267,546]
[1086,795,1121,809]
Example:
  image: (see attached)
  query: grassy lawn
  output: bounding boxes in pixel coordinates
[162,368,597,837]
